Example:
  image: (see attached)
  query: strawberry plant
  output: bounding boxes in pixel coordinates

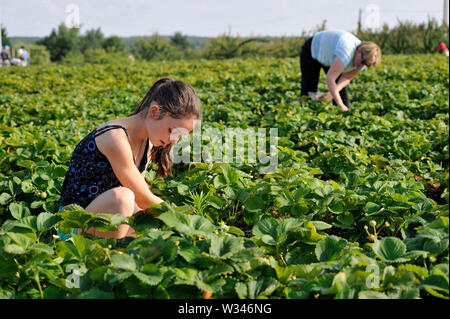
[0,54,448,299]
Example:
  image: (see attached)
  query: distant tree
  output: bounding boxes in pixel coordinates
[28,44,51,65]
[171,32,191,51]
[81,28,104,52]
[37,23,81,61]
[1,26,12,48]
[200,33,269,59]
[132,34,180,61]
[102,35,125,52]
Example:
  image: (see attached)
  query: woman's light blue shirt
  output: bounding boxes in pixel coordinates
[311,30,366,73]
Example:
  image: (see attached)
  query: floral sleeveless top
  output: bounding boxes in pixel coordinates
[58,125,150,209]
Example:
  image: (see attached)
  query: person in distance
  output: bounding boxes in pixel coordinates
[300,29,382,112]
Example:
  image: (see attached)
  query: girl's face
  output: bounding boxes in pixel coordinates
[145,104,197,147]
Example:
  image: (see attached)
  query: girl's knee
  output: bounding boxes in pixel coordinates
[111,187,135,216]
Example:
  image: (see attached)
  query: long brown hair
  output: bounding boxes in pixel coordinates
[130,78,201,178]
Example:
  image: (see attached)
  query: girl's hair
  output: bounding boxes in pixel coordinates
[130,78,201,178]
[358,42,382,68]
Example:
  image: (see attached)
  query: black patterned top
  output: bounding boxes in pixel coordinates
[58,125,150,209]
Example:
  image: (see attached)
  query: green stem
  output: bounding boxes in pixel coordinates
[34,273,44,299]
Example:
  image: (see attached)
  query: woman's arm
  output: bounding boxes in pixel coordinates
[319,68,359,101]
[323,57,346,108]
[96,130,164,209]
[335,69,359,91]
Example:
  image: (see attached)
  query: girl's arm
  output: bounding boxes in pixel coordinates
[96,130,164,209]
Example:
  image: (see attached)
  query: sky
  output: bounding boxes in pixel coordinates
[0,0,448,38]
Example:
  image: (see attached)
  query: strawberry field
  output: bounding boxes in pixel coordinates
[0,54,448,299]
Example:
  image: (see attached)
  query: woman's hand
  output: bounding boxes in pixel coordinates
[340,104,349,112]
[318,92,332,101]
[317,92,349,111]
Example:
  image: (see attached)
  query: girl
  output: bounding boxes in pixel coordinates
[300,29,382,112]
[58,78,202,239]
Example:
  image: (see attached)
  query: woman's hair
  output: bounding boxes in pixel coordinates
[130,78,201,178]
[358,42,382,68]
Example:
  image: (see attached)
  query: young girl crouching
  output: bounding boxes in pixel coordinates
[58,78,201,239]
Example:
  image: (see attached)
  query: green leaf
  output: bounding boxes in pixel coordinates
[333,211,354,229]
[328,201,343,214]
[178,244,202,264]
[226,226,245,236]
[421,275,449,293]
[252,217,303,246]
[77,288,115,299]
[423,237,449,255]
[177,183,190,196]
[310,221,332,231]
[328,272,352,298]
[372,237,407,262]
[138,246,162,263]
[86,217,118,233]
[37,212,62,232]
[4,244,27,255]
[3,215,37,233]
[0,257,19,278]
[315,235,347,262]
[236,277,280,299]
[111,253,136,272]
[59,205,95,232]
[159,211,215,236]
[398,264,428,280]
[21,180,34,193]
[244,195,265,212]
[209,235,244,259]
[31,243,54,255]
[135,266,163,286]
[6,232,35,249]
[16,160,36,169]
[30,201,45,209]
[0,193,12,205]
[358,290,390,299]
[364,202,381,215]
[9,202,30,220]
[110,214,130,226]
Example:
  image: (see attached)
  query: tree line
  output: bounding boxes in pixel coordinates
[1,18,448,66]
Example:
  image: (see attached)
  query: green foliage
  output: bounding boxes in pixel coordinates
[131,34,181,61]
[170,32,191,52]
[28,44,51,65]
[37,24,82,61]
[102,36,126,53]
[1,26,12,48]
[357,18,449,54]
[80,28,104,52]
[0,54,448,299]
[36,24,126,62]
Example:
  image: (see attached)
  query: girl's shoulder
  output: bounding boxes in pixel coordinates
[96,118,126,131]
[94,119,130,153]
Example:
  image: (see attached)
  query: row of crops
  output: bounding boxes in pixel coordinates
[0,54,448,299]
